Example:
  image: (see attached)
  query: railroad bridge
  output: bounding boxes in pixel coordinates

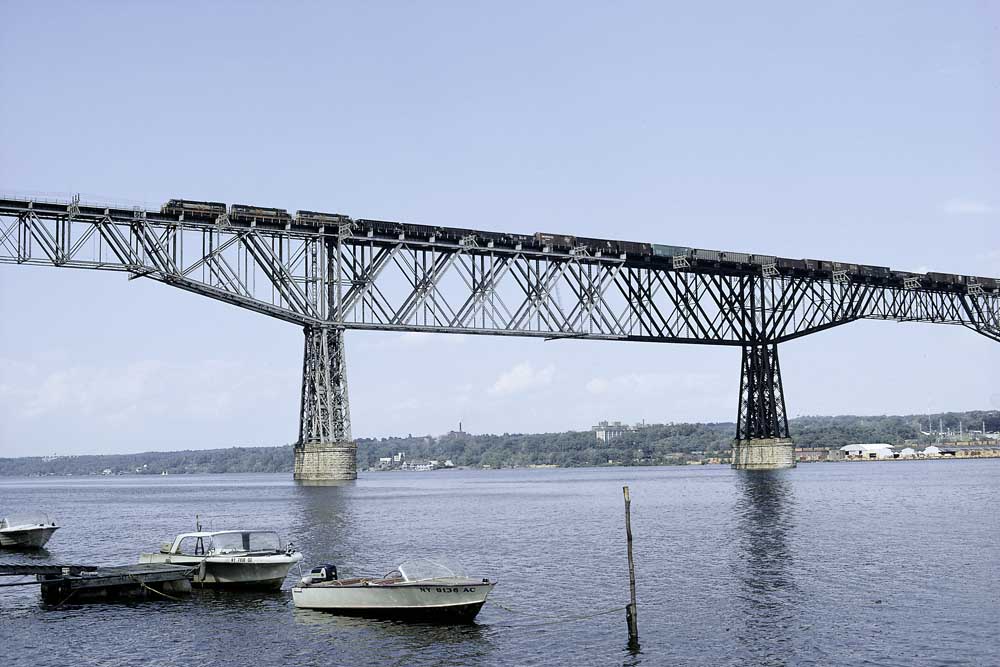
[2,195,997,480]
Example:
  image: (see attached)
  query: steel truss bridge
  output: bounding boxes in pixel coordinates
[1,196,998,476]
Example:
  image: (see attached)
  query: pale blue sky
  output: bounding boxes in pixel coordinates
[1,1,997,456]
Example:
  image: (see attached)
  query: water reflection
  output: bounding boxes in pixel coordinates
[295,606,489,641]
[295,479,356,488]
[290,483,354,566]
[0,546,52,559]
[733,470,799,667]
[295,608,496,665]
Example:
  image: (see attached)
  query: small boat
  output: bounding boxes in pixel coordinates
[139,530,303,590]
[0,513,59,548]
[292,558,495,622]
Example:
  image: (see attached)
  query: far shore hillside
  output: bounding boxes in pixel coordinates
[2,410,997,477]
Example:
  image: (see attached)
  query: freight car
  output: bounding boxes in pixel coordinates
[534,232,576,251]
[652,244,692,259]
[775,257,805,271]
[161,199,227,220]
[719,251,751,265]
[619,240,652,256]
[693,249,721,263]
[803,259,834,274]
[400,223,439,240]
[507,232,539,250]
[473,229,517,248]
[857,265,891,279]
[749,254,777,266]
[971,276,1000,291]
[355,219,404,238]
[891,270,922,281]
[958,275,992,288]
[577,236,622,255]
[831,261,860,274]
[295,210,351,227]
[435,226,475,242]
[230,204,292,226]
[926,272,959,285]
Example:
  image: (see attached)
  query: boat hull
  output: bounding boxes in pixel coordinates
[0,526,58,549]
[292,580,495,623]
[139,553,301,590]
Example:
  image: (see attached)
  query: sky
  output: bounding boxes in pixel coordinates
[0,1,997,457]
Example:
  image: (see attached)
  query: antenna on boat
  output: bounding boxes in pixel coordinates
[196,514,202,532]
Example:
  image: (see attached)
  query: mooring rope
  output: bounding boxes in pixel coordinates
[490,599,572,619]
[126,573,187,602]
[53,588,76,607]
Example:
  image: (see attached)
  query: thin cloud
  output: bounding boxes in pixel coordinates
[940,199,995,215]
[586,371,722,396]
[489,362,555,396]
[0,358,290,425]
[359,331,467,350]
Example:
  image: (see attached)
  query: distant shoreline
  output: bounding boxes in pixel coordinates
[2,409,997,478]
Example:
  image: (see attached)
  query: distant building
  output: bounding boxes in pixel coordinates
[402,460,437,471]
[592,420,632,442]
[795,447,829,462]
[841,443,894,460]
[375,452,406,470]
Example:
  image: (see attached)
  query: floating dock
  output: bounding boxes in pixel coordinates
[0,563,193,603]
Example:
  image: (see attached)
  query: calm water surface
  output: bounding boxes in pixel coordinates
[1,461,998,666]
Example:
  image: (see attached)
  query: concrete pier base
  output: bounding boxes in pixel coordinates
[731,437,796,470]
[294,441,357,482]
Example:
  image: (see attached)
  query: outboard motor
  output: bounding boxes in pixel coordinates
[300,563,338,586]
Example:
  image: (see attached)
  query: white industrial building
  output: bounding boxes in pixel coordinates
[840,443,895,459]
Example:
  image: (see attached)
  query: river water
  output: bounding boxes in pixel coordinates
[1,461,997,666]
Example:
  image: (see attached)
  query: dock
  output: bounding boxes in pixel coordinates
[0,563,193,603]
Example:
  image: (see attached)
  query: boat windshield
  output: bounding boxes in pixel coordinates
[210,531,282,554]
[1,513,54,529]
[398,558,468,582]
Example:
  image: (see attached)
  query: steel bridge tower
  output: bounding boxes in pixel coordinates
[1,195,997,480]
[297,325,354,480]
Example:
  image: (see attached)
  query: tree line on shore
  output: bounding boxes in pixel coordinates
[1,410,996,477]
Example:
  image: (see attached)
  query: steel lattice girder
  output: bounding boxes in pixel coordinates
[736,344,789,441]
[1,206,998,345]
[299,326,351,445]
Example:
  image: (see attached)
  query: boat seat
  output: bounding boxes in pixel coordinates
[314,576,404,587]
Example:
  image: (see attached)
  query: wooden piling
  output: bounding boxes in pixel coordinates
[623,485,639,648]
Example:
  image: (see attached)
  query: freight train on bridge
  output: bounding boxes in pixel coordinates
[160,198,998,295]
[3,193,998,481]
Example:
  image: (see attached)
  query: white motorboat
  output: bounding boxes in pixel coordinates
[292,558,495,622]
[0,513,59,548]
[139,530,303,590]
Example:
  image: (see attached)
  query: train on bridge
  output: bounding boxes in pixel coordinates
[160,198,998,295]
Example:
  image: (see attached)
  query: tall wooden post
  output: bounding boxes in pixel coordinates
[623,485,639,648]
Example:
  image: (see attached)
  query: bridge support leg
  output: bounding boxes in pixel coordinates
[731,343,795,470]
[294,326,357,482]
